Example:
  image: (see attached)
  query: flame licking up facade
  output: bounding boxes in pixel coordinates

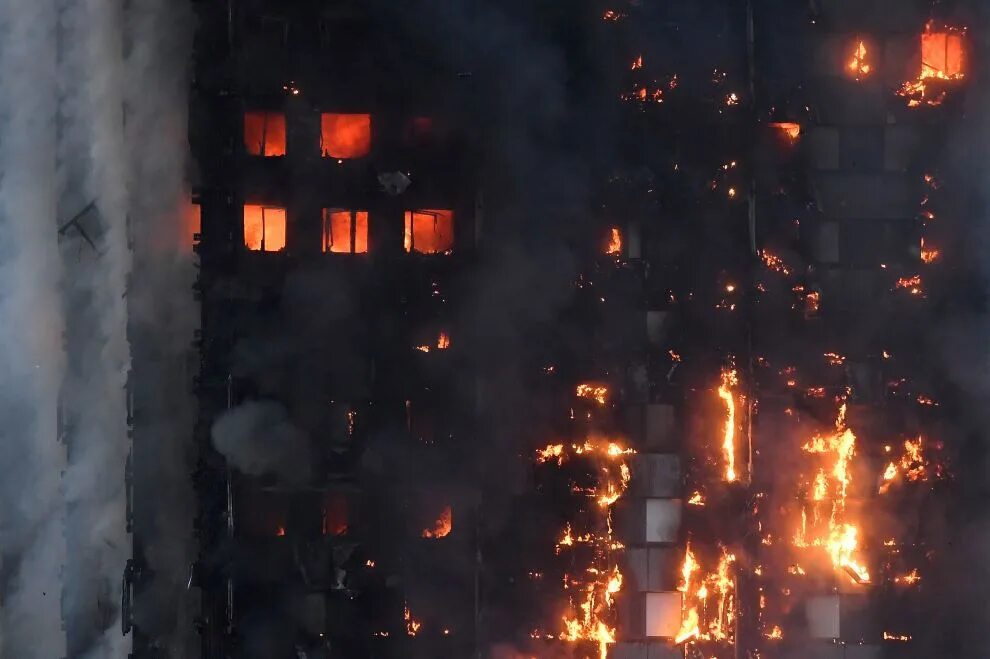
[170,3,975,659]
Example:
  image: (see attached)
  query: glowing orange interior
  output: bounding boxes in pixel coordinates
[243,204,287,252]
[321,113,372,158]
[404,210,454,254]
[769,122,801,141]
[921,32,965,78]
[323,210,369,253]
[322,493,349,536]
[243,111,287,156]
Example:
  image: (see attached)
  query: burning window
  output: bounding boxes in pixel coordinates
[921,30,965,79]
[769,122,801,143]
[322,492,349,536]
[320,113,372,159]
[421,505,452,539]
[404,209,454,254]
[243,204,287,252]
[899,24,967,107]
[243,111,287,157]
[322,209,369,254]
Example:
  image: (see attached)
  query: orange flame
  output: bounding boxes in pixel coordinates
[848,40,872,79]
[421,506,452,539]
[404,605,421,636]
[898,23,967,107]
[576,383,609,406]
[718,368,740,482]
[794,399,870,584]
[606,227,622,255]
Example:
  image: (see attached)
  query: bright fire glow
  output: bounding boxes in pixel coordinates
[577,383,609,406]
[898,23,967,107]
[244,111,286,156]
[422,506,453,539]
[793,399,870,584]
[675,543,737,646]
[848,40,872,79]
[718,367,740,483]
[323,210,369,253]
[538,434,634,659]
[769,122,801,142]
[243,205,287,252]
[606,227,622,255]
[404,210,454,254]
[321,113,372,158]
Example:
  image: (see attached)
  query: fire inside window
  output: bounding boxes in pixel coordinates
[322,493,349,536]
[921,30,965,78]
[243,204,287,252]
[243,111,287,157]
[322,209,369,254]
[404,209,454,254]
[321,113,372,159]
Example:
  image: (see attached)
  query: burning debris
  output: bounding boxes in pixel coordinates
[898,22,967,107]
[535,430,634,658]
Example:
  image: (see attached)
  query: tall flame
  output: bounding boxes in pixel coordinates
[718,368,740,482]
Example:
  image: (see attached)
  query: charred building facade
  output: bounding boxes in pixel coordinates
[138,1,987,659]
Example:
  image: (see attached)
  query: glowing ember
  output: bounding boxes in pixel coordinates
[630,55,643,70]
[606,227,622,255]
[920,238,940,264]
[760,249,792,275]
[884,632,912,642]
[421,506,452,539]
[601,9,625,21]
[894,568,921,586]
[848,40,872,79]
[276,526,286,537]
[576,384,609,406]
[765,625,783,640]
[718,367,740,483]
[895,274,924,296]
[437,332,451,350]
[687,491,706,506]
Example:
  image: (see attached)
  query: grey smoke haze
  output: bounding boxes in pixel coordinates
[213,401,314,485]
[0,0,194,657]
[0,2,67,657]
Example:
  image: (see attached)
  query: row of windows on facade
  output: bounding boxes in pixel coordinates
[244,111,429,159]
[243,205,454,254]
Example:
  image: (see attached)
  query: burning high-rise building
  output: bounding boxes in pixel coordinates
[1,1,988,659]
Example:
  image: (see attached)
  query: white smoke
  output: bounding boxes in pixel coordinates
[0,0,194,657]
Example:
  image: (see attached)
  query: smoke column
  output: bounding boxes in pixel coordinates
[0,1,194,656]
[0,2,67,657]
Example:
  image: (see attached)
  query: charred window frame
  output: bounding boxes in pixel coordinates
[404,209,454,254]
[322,209,369,254]
[243,204,287,252]
[243,111,287,157]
